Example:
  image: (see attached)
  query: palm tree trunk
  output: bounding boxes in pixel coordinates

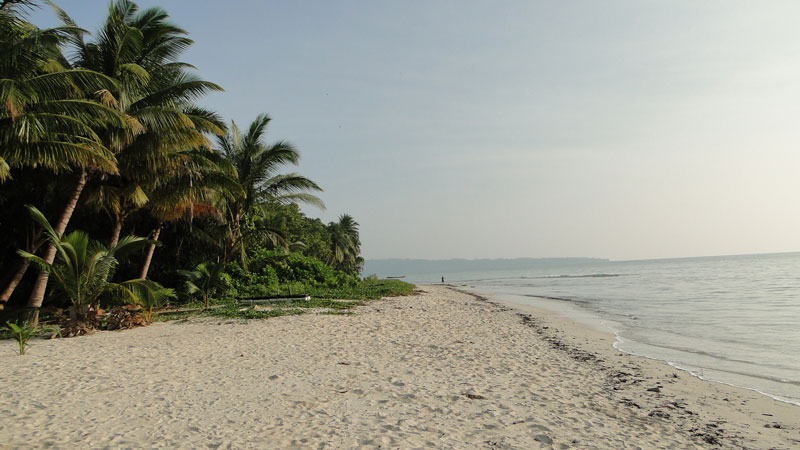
[139,225,162,279]
[0,259,30,310]
[225,209,242,265]
[26,169,88,325]
[109,216,123,247]
[0,229,43,309]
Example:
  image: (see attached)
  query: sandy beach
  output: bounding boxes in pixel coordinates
[1,285,798,449]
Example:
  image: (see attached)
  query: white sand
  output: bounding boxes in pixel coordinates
[1,286,798,449]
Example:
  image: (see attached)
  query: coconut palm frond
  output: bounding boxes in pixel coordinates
[0,156,10,181]
[18,205,160,310]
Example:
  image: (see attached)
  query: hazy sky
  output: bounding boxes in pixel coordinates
[33,1,800,260]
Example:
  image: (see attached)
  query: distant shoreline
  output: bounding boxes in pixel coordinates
[365,250,800,278]
[364,257,607,278]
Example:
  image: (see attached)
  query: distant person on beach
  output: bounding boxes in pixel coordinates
[441,276,445,283]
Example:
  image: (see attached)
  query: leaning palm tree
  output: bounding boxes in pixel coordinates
[18,206,174,319]
[216,114,324,265]
[21,0,223,317]
[0,2,123,314]
[137,147,242,279]
[67,0,225,247]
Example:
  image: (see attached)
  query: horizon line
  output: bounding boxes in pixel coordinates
[365,250,800,264]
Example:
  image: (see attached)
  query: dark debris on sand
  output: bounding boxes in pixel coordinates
[450,287,749,449]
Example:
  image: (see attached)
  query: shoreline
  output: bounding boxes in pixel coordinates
[2,285,798,448]
[453,286,800,448]
[461,284,800,409]
[614,340,800,410]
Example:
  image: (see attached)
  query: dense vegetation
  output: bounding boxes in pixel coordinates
[0,0,409,333]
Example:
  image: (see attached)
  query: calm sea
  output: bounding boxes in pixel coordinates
[397,253,800,405]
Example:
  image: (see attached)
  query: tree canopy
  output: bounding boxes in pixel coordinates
[0,0,366,323]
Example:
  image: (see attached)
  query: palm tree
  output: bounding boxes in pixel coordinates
[17,0,224,315]
[216,114,324,265]
[178,261,224,309]
[0,0,120,174]
[0,2,123,314]
[19,206,174,318]
[327,214,362,274]
[137,147,241,279]
[25,2,225,318]
[68,0,224,247]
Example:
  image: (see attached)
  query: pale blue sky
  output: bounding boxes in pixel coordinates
[33,1,800,260]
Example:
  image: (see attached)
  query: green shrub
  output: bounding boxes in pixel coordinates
[223,252,359,298]
[273,252,339,285]
[223,261,280,297]
[219,251,410,304]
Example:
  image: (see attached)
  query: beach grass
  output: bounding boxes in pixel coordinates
[154,278,414,322]
[301,278,415,300]
[201,306,306,320]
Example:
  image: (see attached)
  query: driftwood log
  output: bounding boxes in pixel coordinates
[236,294,311,304]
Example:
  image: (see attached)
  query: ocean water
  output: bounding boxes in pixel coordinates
[399,252,800,405]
